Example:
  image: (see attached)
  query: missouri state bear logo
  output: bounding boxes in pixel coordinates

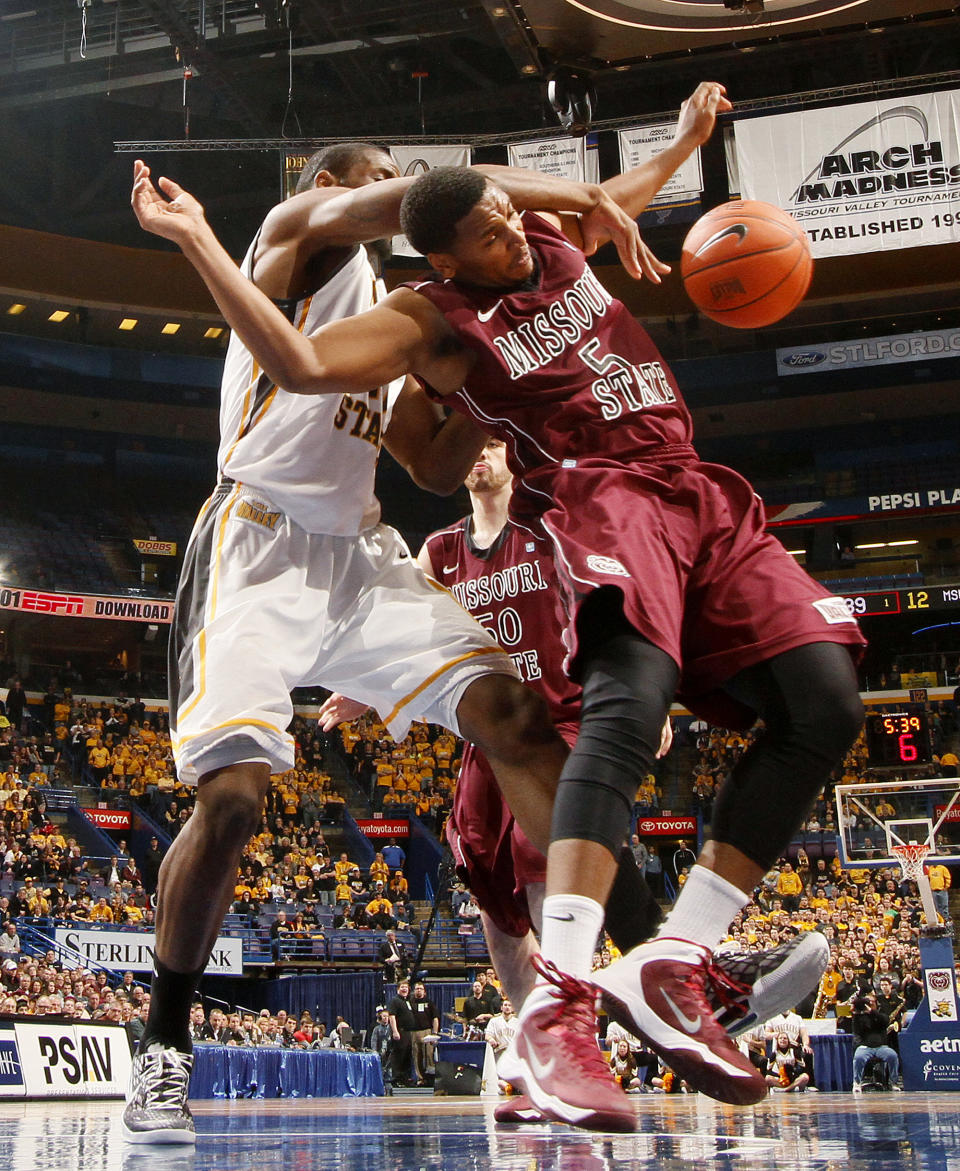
[586,555,630,578]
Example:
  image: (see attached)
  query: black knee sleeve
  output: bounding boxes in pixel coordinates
[551,632,678,858]
[712,642,864,869]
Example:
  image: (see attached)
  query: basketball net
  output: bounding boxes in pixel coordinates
[891,842,940,928]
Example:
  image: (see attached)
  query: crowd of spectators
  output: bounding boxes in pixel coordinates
[2,666,957,1052]
[341,711,460,834]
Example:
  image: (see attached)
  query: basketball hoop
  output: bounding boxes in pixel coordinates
[891,841,931,885]
[891,841,948,933]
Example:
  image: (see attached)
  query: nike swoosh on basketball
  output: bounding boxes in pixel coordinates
[693,223,748,258]
[661,987,702,1034]
[477,299,504,322]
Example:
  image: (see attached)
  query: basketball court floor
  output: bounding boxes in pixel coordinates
[3,1092,959,1171]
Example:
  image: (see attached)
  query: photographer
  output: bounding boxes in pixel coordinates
[852,991,900,1091]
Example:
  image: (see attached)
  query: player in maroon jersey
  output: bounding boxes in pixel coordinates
[419,438,665,1000]
[129,82,865,1129]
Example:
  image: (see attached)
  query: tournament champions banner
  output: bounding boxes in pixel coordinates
[618,123,703,226]
[390,144,471,257]
[508,135,600,185]
[734,89,960,257]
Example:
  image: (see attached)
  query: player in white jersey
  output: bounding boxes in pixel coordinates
[127,144,652,1144]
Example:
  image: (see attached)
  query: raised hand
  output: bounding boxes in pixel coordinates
[131,159,207,246]
[675,82,733,149]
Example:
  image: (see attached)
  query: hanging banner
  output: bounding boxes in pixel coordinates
[0,585,172,623]
[734,89,960,257]
[507,135,600,184]
[389,144,471,257]
[618,123,703,208]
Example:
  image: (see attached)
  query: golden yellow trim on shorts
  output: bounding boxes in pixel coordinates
[173,716,290,747]
[174,484,239,731]
[208,484,242,621]
[175,628,207,726]
[382,647,511,729]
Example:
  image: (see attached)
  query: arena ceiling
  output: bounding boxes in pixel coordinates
[0,0,956,246]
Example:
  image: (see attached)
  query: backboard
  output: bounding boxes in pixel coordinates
[835,775,960,870]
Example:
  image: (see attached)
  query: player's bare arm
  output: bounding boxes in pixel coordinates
[131,160,444,396]
[255,161,652,296]
[384,379,491,496]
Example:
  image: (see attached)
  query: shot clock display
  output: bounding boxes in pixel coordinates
[865,709,933,767]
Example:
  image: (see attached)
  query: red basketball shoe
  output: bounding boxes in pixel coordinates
[509,956,636,1132]
[593,937,767,1105]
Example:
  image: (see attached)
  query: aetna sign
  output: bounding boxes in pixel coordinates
[635,816,697,836]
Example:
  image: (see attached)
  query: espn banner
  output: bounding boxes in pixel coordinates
[0,585,172,623]
[0,1021,132,1099]
[133,538,177,557]
[390,144,471,257]
[618,123,703,208]
[508,134,600,185]
[734,88,960,257]
[54,928,243,975]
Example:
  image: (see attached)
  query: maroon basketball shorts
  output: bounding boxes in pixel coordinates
[446,722,578,938]
[531,457,865,726]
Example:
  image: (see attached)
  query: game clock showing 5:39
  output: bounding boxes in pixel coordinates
[865,709,933,767]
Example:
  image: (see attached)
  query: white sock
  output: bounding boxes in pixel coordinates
[655,866,749,952]
[537,894,605,982]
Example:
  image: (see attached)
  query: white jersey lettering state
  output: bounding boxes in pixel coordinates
[217,240,405,535]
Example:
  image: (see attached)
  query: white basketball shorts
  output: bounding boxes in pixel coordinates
[169,481,519,782]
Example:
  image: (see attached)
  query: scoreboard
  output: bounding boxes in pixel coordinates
[864,709,933,767]
[837,583,960,618]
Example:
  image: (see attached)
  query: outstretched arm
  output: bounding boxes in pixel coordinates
[131,160,428,395]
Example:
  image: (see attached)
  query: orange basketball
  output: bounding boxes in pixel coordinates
[681,200,813,329]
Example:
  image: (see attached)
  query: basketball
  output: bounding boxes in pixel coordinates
[681,200,813,329]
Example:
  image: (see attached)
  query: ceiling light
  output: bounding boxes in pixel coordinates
[204,327,224,339]
[888,539,919,547]
[161,322,181,335]
[855,542,885,549]
[48,310,70,323]
[119,318,138,331]
[786,550,805,557]
[6,303,26,316]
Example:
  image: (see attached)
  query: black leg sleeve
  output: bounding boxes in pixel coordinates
[711,642,864,869]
